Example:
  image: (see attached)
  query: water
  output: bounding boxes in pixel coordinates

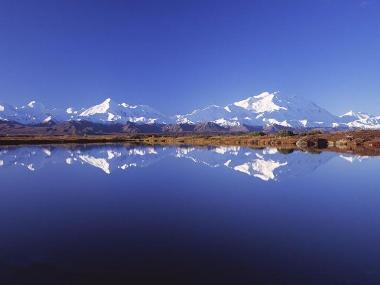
[0,144,379,285]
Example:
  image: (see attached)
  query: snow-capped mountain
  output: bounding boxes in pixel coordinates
[67,98,169,124]
[338,111,380,129]
[0,102,17,122]
[0,91,379,129]
[0,101,58,124]
[0,98,170,125]
[175,91,339,128]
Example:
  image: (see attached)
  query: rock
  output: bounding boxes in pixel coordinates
[328,141,335,147]
[336,139,349,148]
[365,140,380,148]
[296,138,328,149]
[296,139,310,148]
[315,138,328,148]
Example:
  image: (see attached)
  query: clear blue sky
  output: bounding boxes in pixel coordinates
[0,0,379,115]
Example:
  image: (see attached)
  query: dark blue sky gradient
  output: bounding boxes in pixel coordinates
[0,0,379,115]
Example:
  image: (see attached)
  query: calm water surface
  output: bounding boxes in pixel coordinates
[0,144,379,285]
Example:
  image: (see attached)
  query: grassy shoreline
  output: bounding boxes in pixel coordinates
[0,130,380,156]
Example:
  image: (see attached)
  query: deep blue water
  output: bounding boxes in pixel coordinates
[0,144,379,285]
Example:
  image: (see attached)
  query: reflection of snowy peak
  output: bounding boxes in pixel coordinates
[0,145,172,174]
[171,146,335,181]
[339,154,369,163]
[0,145,343,181]
[63,146,171,174]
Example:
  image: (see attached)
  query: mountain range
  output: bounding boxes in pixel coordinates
[1,91,379,131]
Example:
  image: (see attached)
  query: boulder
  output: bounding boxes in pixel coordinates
[296,138,328,149]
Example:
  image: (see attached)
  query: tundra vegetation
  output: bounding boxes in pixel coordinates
[0,130,380,156]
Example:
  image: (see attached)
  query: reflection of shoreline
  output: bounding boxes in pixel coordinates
[0,145,370,181]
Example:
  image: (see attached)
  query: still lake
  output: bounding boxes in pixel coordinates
[0,144,379,285]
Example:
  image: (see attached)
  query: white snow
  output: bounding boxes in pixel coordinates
[176,117,193,124]
[0,160,3,166]
[233,92,287,113]
[79,155,110,174]
[264,118,291,127]
[252,159,287,181]
[147,147,158,154]
[129,149,146,156]
[339,155,369,163]
[263,148,278,155]
[214,146,229,155]
[27,164,35,171]
[132,117,146,123]
[213,118,240,127]
[146,118,157,124]
[233,159,287,181]
[107,113,115,121]
[234,163,251,175]
[0,105,4,112]
[80,98,111,116]
[176,147,195,156]
[120,163,137,170]
[43,116,52,123]
[213,146,240,155]
[107,150,121,160]
[341,111,353,117]
[27,101,36,108]
[43,149,51,156]
[120,103,136,108]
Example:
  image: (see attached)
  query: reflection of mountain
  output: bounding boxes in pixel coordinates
[175,146,336,181]
[339,154,369,163]
[0,144,362,181]
[0,145,171,174]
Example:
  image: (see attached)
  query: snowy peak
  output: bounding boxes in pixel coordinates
[71,98,169,124]
[0,92,379,129]
[341,110,356,117]
[174,105,228,125]
[12,101,56,124]
[339,110,380,129]
[233,91,287,113]
[27,101,36,108]
[21,100,43,110]
[0,97,170,125]
[80,98,111,116]
[0,102,17,122]
[176,91,339,128]
[340,110,370,120]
